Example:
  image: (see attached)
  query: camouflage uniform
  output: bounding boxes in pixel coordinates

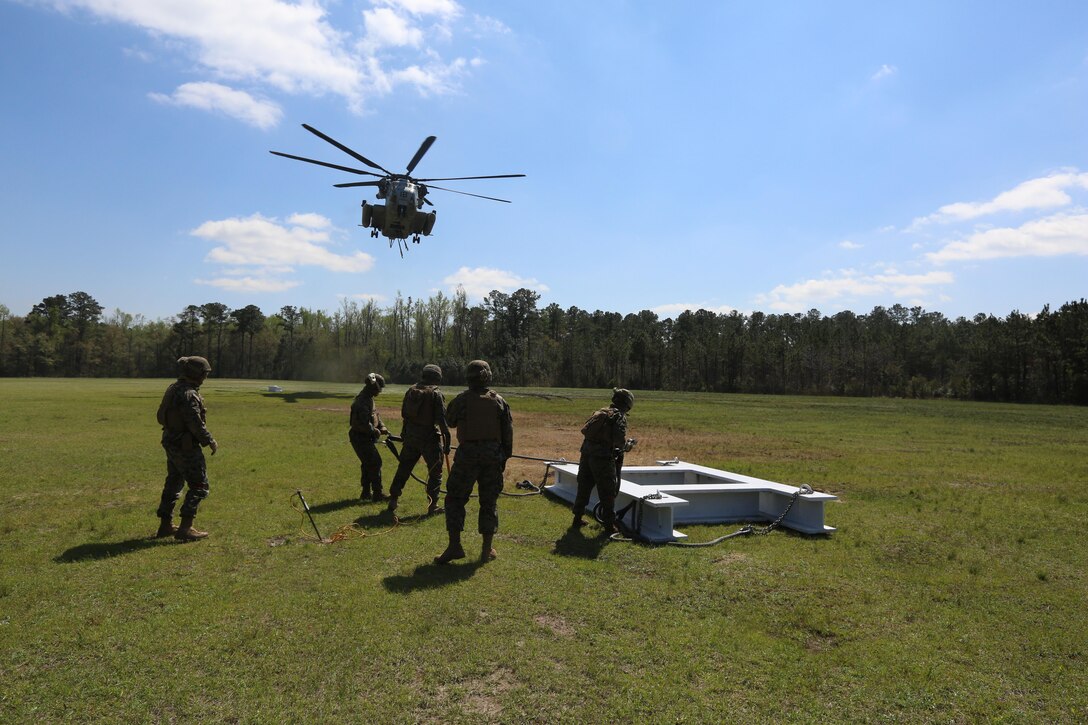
[349,378,387,499]
[389,377,451,509]
[443,385,514,535]
[573,403,629,528]
[156,377,215,521]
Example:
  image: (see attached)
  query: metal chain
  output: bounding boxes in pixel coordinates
[748,484,813,536]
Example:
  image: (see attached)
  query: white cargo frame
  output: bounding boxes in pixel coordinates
[546,459,836,543]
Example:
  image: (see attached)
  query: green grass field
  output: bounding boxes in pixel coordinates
[1,378,1086,723]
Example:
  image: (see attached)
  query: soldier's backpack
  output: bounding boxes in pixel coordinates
[402,384,437,427]
[581,407,618,445]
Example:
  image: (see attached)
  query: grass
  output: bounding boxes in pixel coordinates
[1,378,1086,722]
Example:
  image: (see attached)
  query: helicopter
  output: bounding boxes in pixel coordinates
[271,124,524,254]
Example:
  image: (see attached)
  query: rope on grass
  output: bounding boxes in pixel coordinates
[289,493,401,544]
[385,436,563,499]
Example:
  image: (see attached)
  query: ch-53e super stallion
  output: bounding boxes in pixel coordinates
[271,124,524,254]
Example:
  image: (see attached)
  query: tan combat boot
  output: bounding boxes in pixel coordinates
[480,533,497,563]
[174,516,209,541]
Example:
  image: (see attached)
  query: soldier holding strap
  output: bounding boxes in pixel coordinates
[350,372,390,501]
[387,364,451,516]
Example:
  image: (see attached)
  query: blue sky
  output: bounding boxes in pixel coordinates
[2,0,1086,322]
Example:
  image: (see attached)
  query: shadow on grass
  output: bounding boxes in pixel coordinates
[262,391,355,404]
[306,497,362,515]
[382,559,485,593]
[54,536,174,563]
[552,525,609,559]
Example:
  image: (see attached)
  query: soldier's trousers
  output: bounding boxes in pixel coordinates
[158,444,209,519]
[349,430,383,496]
[389,435,443,505]
[573,452,619,525]
[443,441,504,535]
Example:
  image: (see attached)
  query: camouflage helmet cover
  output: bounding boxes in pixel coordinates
[179,356,212,379]
[421,364,443,383]
[465,359,492,385]
[611,388,634,411]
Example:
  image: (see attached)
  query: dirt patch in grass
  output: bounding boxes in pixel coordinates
[712,552,750,569]
[435,666,519,719]
[533,614,575,637]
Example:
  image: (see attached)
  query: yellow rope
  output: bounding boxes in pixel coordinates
[289,494,401,544]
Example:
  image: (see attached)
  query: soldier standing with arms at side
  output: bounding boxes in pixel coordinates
[350,373,390,502]
[571,389,636,533]
[435,360,513,564]
[387,364,451,516]
[155,356,219,541]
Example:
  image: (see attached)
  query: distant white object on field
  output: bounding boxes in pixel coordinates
[546,459,836,542]
[266,385,284,392]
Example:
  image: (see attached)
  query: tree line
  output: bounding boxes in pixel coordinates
[1,290,1086,404]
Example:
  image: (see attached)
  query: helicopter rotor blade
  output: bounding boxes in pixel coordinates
[415,173,526,182]
[269,151,384,178]
[405,136,436,175]
[333,181,384,188]
[426,184,513,203]
[301,124,394,175]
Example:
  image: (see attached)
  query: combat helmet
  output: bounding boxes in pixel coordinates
[179,356,212,381]
[465,359,492,386]
[611,388,634,412]
[421,364,443,384]
[365,372,386,392]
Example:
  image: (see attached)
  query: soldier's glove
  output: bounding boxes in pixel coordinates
[623,438,638,453]
[209,439,219,455]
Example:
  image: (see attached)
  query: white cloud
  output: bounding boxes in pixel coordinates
[871,64,897,82]
[651,303,737,319]
[390,57,473,95]
[363,7,425,49]
[196,276,301,293]
[192,213,375,292]
[839,240,863,250]
[755,269,954,312]
[912,171,1088,226]
[442,266,548,299]
[52,0,362,97]
[43,0,497,123]
[926,213,1088,263]
[376,0,462,17]
[150,82,282,129]
[344,292,388,303]
[287,212,333,229]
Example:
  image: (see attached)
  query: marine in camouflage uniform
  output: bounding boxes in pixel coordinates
[435,360,514,564]
[572,388,635,532]
[387,364,451,516]
[156,356,219,541]
[349,373,389,501]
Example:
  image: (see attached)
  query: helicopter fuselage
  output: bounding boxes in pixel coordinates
[361,176,435,242]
